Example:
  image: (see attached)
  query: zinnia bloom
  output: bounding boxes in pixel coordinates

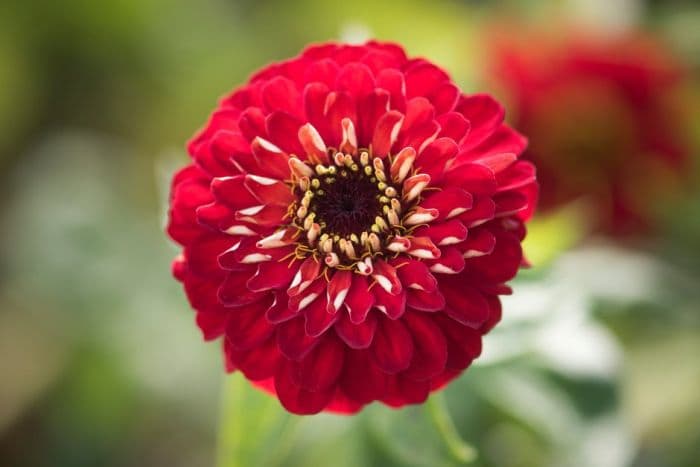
[488,29,689,236]
[167,41,537,414]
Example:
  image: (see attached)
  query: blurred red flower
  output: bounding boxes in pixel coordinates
[488,29,689,236]
[167,41,537,414]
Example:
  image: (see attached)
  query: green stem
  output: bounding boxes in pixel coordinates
[216,374,295,467]
[426,392,477,464]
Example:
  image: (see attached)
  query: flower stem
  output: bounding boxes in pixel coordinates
[426,392,477,464]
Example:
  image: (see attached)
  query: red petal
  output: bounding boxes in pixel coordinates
[395,258,437,292]
[382,374,430,407]
[234,204,287,227]
[277,317,320,361]
[371,260,402,295]
[336,62,375,98]
[238,107,267,141]
[302,59,339,87]
[275,360,333,415]
[326,270,353,313]
[195,310,228,341]
[433,314,482,371]
[406,288,446,312]
[246,260,297,292]
[304,296,339,338]
[211,175,258,209]
[303,82,332,143]
[218,271,267,307]
[372,285,407,319]
[291,334,345,392]
[264,291,298,324]
[458,196,496,227]
[437,112,470,142]
[443,163,497,196]
[345,275,375,324]
[225,336,281,380]
[458,228,496,258]
[225,296,276,351]
[244,175,294,206]
[414,219,468,246]
[324,91,357,148]
[370,316,413,373]
[402,313,448,381]
[357,90,390,148]
[375,68,406,112]
[334,311,377,349]
[340,350,388,404]
[405,62,450,98]
[429,82,460,114]
[250,137,291,180]
[265,111,305,156]
[428,246,465,274]
[457,94,505,150]
[497,161,537,192]
[371,110,403,157]
[262,76,302,117]
[288,257,322,297]
[420,187,473,221]
[442,283,490,328]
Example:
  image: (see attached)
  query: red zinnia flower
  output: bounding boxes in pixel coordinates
[487,29,689,236]
[167,41,537,414]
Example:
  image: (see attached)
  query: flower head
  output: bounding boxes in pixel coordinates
[488,29,689,236]
[167,41,537,414]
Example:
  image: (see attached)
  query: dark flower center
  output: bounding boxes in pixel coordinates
[311,169,382,236]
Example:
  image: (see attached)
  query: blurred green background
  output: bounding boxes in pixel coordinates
[1,0,699,466]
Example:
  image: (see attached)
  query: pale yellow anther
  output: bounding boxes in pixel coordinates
[375,169,387,182]
[311,178,321,189]
[334,152,345,166]
[333,234,340,242]
[382,205,390,214]
[360,152,369,166]
[299,177,310,191]
[371,224,381,234]
[364,166,373,176]
[320,237,333,253]
[387,209,400,226]
[315,165,329,176]
[375,216,389,231]
[350,233,359,244]
[297,205,308,219]
[385,187,398,198]
[307,223,321,244]
[303,212,315,230]
[372,157,385,172]
[328,166,337,175]
[391,198,402,214]
[368,233,381,252]
[377,181,387,191]
[301,193,312,209]
[379,196,390,204]
[339,239,358,259]
[360,231,369,246]
[350,164,359,172]
[343,154,353,166]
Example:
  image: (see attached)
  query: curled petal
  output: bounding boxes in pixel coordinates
[407,236,441,259]
[298,123,329,165]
